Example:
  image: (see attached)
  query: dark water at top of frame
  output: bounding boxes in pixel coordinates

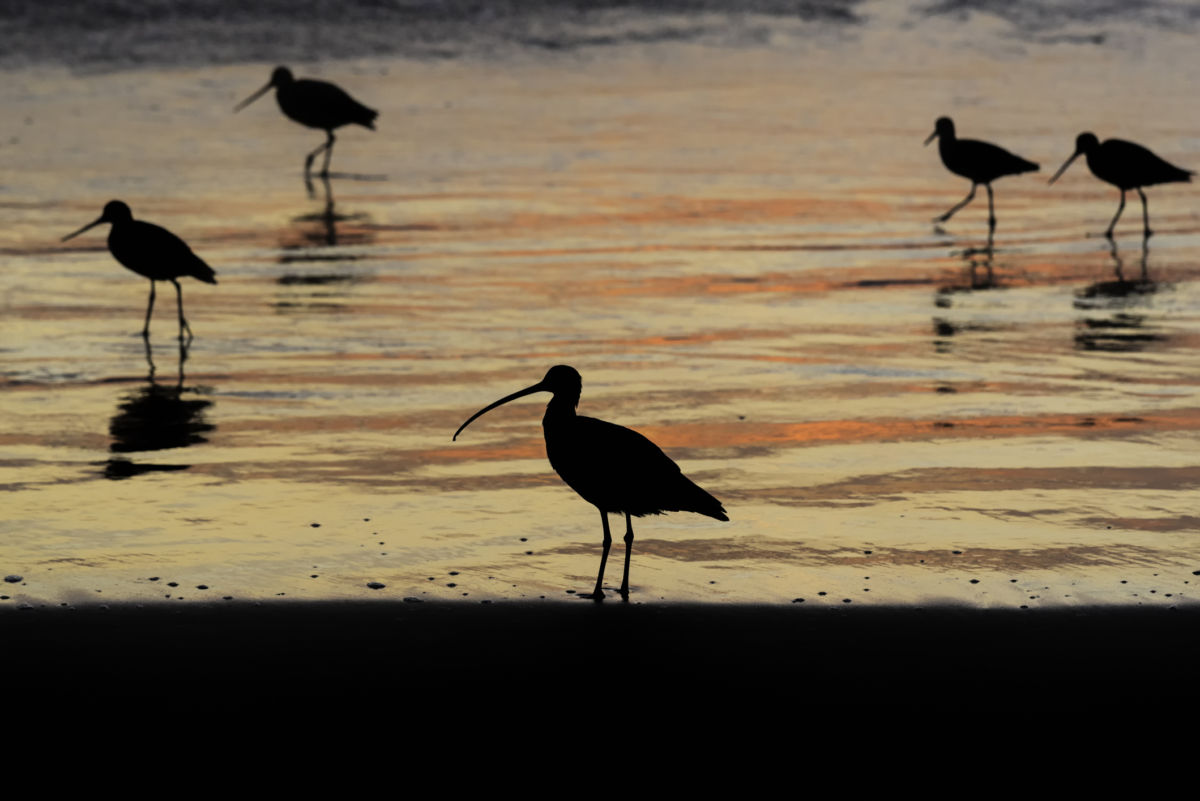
[3,0,1198,71]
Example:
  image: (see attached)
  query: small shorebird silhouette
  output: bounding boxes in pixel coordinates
[62,201,216,341]
[453,365,728,601]
[235,66,378,177]
[925,117,1039,234]
[1050,132,1194,239]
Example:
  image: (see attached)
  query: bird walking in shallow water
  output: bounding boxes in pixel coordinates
[235,66,378,177]
[453,365,728,601]
[925,117,1039,235]
[1049,132,1194,240]
[62,201,216,342]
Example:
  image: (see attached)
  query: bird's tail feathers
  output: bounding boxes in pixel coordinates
[681,477,729,521]
[191,260,218,285]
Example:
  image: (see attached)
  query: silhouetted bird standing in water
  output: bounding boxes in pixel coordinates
[235,66,378,177]
[1050,132,1194,239]
[453,365,728,601]
[925,117,1039,235]
[62,201,216,341]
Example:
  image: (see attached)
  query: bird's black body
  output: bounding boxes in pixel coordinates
[1050,132,1194,239]
[544,402,728,522]
[107,218,216,286]
[454,365,727,600]
[926,116,1039,234]
[236,66,378,176]
[62,201,216,341]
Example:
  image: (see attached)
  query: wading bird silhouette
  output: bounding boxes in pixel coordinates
[453,365,728,601]
[235,66,378,177]
[1050,132,1194,239]
[925,117,1039,234]
[62,201,216,342]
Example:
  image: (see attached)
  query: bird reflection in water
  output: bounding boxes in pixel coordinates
[103,341,215,480]
[275,175,376,311]
[931,238,1000,356]
[1073,238,1164,353]
[291,173,375,248]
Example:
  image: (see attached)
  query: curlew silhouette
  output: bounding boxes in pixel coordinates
[453,365,728,601]
[925,117,1039,234]
[235,66,378,177]
[62,201,216,341]
[1050,132,1194,239]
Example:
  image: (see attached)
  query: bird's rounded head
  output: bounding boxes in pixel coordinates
[101,200,133,223]
[541,365,582,395]
[1074,132,1099,153]
[925,116,954,146]
[270,66,295,87]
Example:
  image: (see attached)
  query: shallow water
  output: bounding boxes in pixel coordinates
[3,2,1200,607]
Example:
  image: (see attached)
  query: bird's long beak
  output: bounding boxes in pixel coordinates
[1049,151,1081,185]
[924,130,938,146]
[61,216,104,242]
[233,81,272,113]
[453,381,548,441]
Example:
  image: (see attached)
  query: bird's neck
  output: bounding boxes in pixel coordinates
[542,392,579,429]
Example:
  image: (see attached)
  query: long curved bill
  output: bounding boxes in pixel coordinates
[923,129,938,146]
[1049,151,1081,185]
[234,82,272,113]
[61,217,103,242]
[453,381,548,441]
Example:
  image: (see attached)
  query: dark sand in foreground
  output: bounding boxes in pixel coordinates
[9,601,1199,715]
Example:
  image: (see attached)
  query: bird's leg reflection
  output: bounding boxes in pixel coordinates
[1108,237,1127,283]
[320,174,337,246]
[176,336,190,388]
[1105,190,1126,239]
[618,513,634,602]
[584,509,613,602]
[935,182,977,224]
[143,335,156,380]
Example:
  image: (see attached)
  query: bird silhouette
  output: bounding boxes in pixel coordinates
[62,201,216,341]
[453,365,728,601]
[1050,132,1194,239]
[925,117,1039,234]
[235,66,378,177]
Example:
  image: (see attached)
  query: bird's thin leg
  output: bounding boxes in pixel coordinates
[320,131,336,177]
[585,509,612,601]
[618,513,634,601]
[142,281,157,339]
[304,133,332,176]
[935,183,977,224]
[1137,188,1152,240]
[985,183,996,234]
[172,279,193,343]
[1105,190,1126,239]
